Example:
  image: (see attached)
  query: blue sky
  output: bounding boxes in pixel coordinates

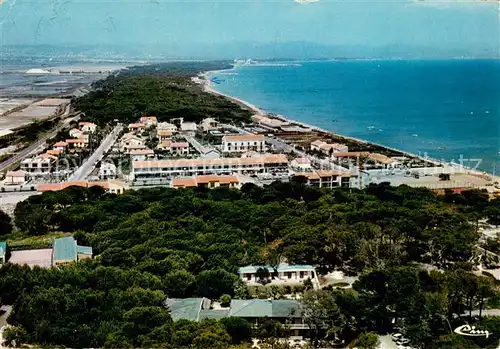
[0,0,498,55]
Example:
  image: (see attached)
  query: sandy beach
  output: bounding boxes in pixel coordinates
[196,69,500,187]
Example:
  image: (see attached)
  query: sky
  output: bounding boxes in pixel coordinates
[0,0,498,57]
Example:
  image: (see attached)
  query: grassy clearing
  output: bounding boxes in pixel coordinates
[4,231,70,250]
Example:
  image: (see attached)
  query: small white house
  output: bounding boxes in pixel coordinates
[238,265,320,289]
[4,171,26,185]
[157,122,178,132]
[130,148,155,161]
[201,118,219,132]
[180,122,198,135]
[99,162,117,179]
[290,157,312,172]
[79,122,97,134]
[69,128,84,139]
[120,134,145,153]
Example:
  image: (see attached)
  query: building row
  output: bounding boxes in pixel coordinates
[131,154,289,180]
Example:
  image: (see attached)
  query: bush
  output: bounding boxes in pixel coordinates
[350,332,379,349]
[220,294,231,307]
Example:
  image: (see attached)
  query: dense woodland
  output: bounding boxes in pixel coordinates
[1,181,500,348]
[72,62,252,127]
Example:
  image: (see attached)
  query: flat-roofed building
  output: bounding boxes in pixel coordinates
[222,134,266,153]
[131,154,288,180]
[366,153,395,169]
[238,265,319,288]
[180,122,198,133]
[53,237,92,267]
[99,162,117,179]
[290,157,312,172]
[4,171,26,185]
[9,248,53,268]
[201,118,218,132]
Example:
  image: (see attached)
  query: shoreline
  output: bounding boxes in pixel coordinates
[196,68,500,186]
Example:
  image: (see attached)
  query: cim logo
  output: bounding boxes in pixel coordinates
[454,324,491,339]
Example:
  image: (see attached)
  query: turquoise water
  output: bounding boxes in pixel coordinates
[211,60,500,173]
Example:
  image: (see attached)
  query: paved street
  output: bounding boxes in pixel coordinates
[0,111,80,173]
[68,124,123,181]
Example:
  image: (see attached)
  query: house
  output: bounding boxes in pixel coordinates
[366,153,395,169]
[201,118,219,132]
[165,298,308,339]
[99,162,117,179]
[21,154,57,178]
[171,175,240,189]
[46,149,62,157]
[290,157,312,172]
[157,122,178,131]
[180,122,198,134]
[0,242,6,263]
[120,134,145,153]
[157,141,190,155]
[292,170,352,188]
[139,116,158,126]
[52,237,92,267]
[128,123,145,133]
[130,148,155,161]
[9,248,53,268]
[4,171,26,185]
[79,122,97,134]
[310,140,348,154]
[222,134,266,153]
[69,128,84,139]
[131,154,289,180]
[238,265,320,288]
[53,141,68,152]
[157,130,174,142]
[65,138,89,149]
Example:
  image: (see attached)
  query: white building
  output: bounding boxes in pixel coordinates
[222,134,266,153]
[99,162,117,179]
[79,122,97,134]
[238,265,320,289]
[310,140,348,154]
[66,138,89,149]
[131,154,288,180]
[290,157,312,172]
[120,134,145,153]
[69,128,84,139]
[53,141,68,152]
[180,122,198,134]
[21,154,57,178]
[157,122,178,131]
[4,171,26,185]
[157,130,174,142]
[201,118,219,132]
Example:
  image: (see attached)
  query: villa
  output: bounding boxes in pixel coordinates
[238,264,320,288]
[222,134,266,153]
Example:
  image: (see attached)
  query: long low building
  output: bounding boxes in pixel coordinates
[131,154,288,180]
[171,175,241,189]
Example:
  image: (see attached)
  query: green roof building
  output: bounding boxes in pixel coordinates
[53,237,92,266]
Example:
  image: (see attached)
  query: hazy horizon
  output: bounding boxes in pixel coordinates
[0,0,499,59]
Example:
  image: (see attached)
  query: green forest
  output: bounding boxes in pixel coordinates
[1,181,500,348]
[72,62,252,127]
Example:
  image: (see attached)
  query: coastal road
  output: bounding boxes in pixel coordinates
[0,113,80,173]
[68,124,123,181]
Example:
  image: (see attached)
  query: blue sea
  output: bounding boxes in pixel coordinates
[211,60,500,173]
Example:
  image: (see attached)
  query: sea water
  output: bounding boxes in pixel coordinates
[211,60,500,173]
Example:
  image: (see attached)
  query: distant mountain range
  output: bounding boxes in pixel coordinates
[1,41,498,62]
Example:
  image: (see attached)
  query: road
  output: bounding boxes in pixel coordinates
[68,124,123,181]
[0,111,80,173]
